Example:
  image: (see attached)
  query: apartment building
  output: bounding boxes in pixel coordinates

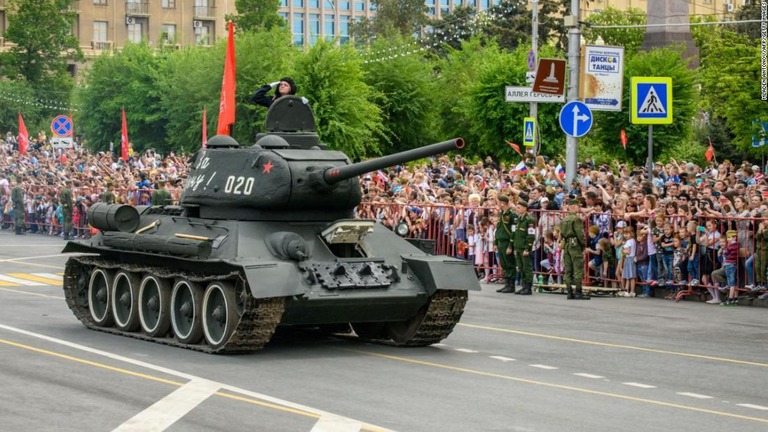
[0,0,234,55]
[581,0,747,18]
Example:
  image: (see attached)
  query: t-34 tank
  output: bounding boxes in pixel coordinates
[62,96,480,353]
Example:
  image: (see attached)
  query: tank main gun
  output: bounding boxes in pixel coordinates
[323,138,465,186]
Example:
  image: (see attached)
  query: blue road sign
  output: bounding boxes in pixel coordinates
[558,101,593,138]
[630,77,673,124]
[51,115,73,137]
[527,50,536,72]
[523,117,536,147]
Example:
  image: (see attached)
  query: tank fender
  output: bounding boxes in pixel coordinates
[242,262,306,297]
[400,255,481,296]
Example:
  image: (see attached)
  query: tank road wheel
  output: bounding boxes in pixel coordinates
[171,280,203,344]
[387,290,468,347]
[138,275,171,337]
[111,271,141,332]
[386,304,430,345]
[202,281,240,349]
[88,269,114,327]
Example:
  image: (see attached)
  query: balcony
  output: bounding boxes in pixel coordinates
[92,40,114,50]
[126,1,150,16]
[194,5,216,20]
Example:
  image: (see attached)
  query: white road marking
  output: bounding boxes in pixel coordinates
[0,287,64,299]
[113,379,220,432]
[489,356,516,362]
[310,415,363,432]
[529,364,558,370]
[432,344,447,347]
[737,404,768,411]
[0,324,393,432]
[0,275,45,286]
[574,373,604,379]
[34,273,64,281]
[624,382,657,389]
[677,392,713,399]
[454,348,478,353]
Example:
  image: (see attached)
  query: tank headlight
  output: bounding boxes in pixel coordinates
[395,221,409,237]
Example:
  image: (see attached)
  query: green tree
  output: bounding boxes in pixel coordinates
[422,6,477,58]
[589,47,697,165]
[362,37,439,153]
[582,7,646,54]
[351,0,428,44]
[228,0,286,33]
[0,80,47,135]
[2,0,82,85]
[294,40,386,159]
[478,0,569,52]
[75,43,167,152]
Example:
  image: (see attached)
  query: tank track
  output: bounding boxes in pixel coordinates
[370,290,468,347]
[63,256,285,354]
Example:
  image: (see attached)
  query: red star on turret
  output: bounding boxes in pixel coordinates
[262,160,273,174]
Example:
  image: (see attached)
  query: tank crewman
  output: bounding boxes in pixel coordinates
[151,179,172,206]
[560,199,589,300]
[513,198,536,295]
[60,179,74,240]
[11,177,25,235]
[102,180,116,204]
[495,195,517,293]
[250,77,298,108]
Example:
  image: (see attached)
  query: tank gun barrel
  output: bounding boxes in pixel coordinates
[323,138,465,185]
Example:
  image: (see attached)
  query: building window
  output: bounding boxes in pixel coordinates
[339,0,350,10]
[93,0,107,5]
[354,1,365,11]
[93,20,107,42]
[279,12,288,23]
[293,13,304,46]
[325,0,334,8]
[324,14,334,41]
[195,25,210,45]
[454,0,462,6]
[281,0,288,6]
[340,15,350,44]
[162,0,176,7]
[370,2,376,11]
[309,0,319,8]
[127,22,143,43]
[309,14,320,45]
[162,24,176,43]
[294,0,304,8]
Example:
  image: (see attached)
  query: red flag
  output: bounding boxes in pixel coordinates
[620,129,627,149]
[505,140,522,157]
[705,138,715,162]
[121,107,130,162]
[17,112,29,155]
[217,21,236,135]
[202,105,208,148]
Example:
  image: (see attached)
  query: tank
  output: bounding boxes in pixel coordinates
[62,96,480,354]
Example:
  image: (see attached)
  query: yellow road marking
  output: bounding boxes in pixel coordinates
[0,287,63,299]
[458,323,768,367]
[0,281,21,287]
[348,348,768,424]
[8,273,62,285]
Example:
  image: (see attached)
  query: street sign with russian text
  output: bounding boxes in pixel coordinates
[505,86,565,103]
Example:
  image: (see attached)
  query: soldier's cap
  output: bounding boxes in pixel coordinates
[518,191,529,201]
[517,198,528,207]
[568,198,580,205]
[158,179,166,184]
[497,195,509,204]
[726,230,737,238]
[65,179,72,184]
[106,182,113,187]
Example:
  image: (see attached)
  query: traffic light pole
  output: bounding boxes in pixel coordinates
[530,0,539,155]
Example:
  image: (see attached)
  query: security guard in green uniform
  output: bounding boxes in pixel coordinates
[513,198,536,295]
[11,178,25,235]
[560,199,589,300]
[151,179,172,206]
[495,195,517,293]
[60,179,74,240]
[102,181,116,204]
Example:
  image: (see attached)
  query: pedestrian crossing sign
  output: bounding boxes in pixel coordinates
[523,117,536,147]
[631,77,673,125]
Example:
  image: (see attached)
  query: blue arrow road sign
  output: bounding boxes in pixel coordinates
[559,101,592,138]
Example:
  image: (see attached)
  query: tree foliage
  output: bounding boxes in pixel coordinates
[589,47,697,165]
[478,0,569,52]
[351,0,428,44]
[228,0,286,33]
[422,6,476,58]
[2,0,82,86]
[582,7,646,54]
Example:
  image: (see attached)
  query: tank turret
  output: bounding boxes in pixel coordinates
[180,96,464,221]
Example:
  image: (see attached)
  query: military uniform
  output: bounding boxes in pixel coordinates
[755,224,768,288]
[513,199,536,295]
[102,183,116,204]
[560,199,589,299]
[11,184,25,235]
[494,196,517,293]
[60,181,73,240]
[151,181,172,206]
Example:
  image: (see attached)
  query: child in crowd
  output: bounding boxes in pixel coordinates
[475,223,490,282]
[635,227,651,296]
[719,230,741,306]
[552,226,564,284]
[598,238,616,288]
[540,230,555,275]
[585,225,602,281]
[466,225,476,269]
[619,226,637,297]
[650,215,665,284]
[659,223,675,286]
[706,236,729,304]
[686,221,700,286]
[612,220,626,282]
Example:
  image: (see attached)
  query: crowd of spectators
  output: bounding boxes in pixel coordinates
[2,133,768,305]
[0,136,188,238]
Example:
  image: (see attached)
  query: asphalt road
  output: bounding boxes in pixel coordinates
[0,230,766,432]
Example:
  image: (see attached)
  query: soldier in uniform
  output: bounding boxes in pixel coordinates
[560,199,589,300]
[513,198,536,295]
[60,179,74,240]
[102,181,116,204]
[151,179,172,206]
[495,195,517,293]
[11,177,25,235]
